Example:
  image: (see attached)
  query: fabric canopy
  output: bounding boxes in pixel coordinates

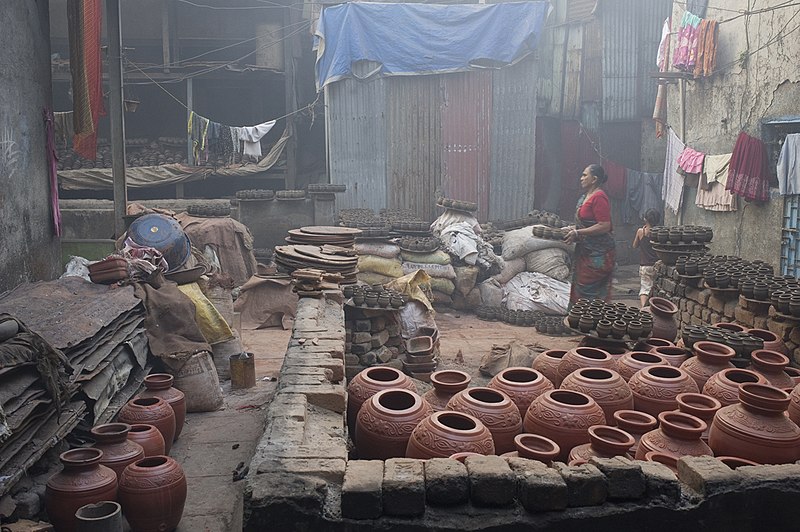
[314,2,551,90]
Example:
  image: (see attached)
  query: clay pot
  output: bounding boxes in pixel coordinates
[615,351,669,382]
[406,411,495,459]
[117,397,176,454]
[647,297,679,342]
[628,366,700,417]
[449,452,482,463]
[702,368,767,406]
[709,383,800,464]
[446,387,522,454]
[90,423,145,480]
[557,347,615,386]
[346,366,416,432]
[785,367,800,386]
[488,367,555,418]
[523,390,606,463]
[45,448,118,532]
[636,338,675,352]
[355,389,434,459]
[714,323,745,334]
[568,425,636,463]
[578,315,595,333]
[75,500,123,532]
[510,433,561,464]
[118,456,187,532]
[127,424,166,458]
[749,350,795,389]
[610,320,627,339]
[138,373,186,441]
[531,350,567,387]
[595,319,613,338]
[788,384,800,426]
[717,456,761,469]
[650,345,691,367]
[559,368,634,421]
[423,370,471,412]
[747,328,787,354]
[635,411,713,460]
[676,393,722,443]
[681,341,736,390]
[644,451,678,473]
[612,410,658,457]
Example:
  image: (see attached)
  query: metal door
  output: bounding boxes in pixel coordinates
[781,195,799,277]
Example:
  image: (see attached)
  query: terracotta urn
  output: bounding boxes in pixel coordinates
[90,423,145,479]
[681,341,736,390]
[446,387,522,454]
[676,393,722,443]
[709,383,800,465]
[747,328,787,354]
[507,433,561,464]
[523,390,606,463]
[790,383,800,427]
[532,350,567,387]
[649,345,691,367]
[118,456,188,532]
[45,448,118,532]
[785,366,800,386]
[612,410,658,457]
[559,367,634,421]
[127,424,166,457]
[423,370,471,412]
[749,350,795,389]
[702,368,767,406]
[355,389,434,459]
[644,451,678,473]
[138,373,186,441]
[406,411,495,459]
[628,366,699,417]
[557,347,615,386]
[489,367,554,418]
[347,366,416,432]
[635,411,713,460]
[616,351,669,382]
[646,297,679,342]
[568,425,636,463]
[117,397,176,454]
[635,338,675,352]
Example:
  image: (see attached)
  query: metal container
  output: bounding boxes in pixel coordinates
[230,352,256,389]
[127,214,191,272]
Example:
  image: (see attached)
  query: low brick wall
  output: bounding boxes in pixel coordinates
[244,290,800,531]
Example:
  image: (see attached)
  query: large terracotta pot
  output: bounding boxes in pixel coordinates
[785,367,800,386]
[355,389,433,459]
[600,345,630,367]
[635,338,675,352]
[557,347,615,386]
[406,411,495,459]
[507,434,561,464]
[45,448,118,532]
[749,350,795,389]
[446,387,522,454]
[612,410,658,457]
[138,373,186,441]
[523,390,606,463]
[709,383,800,465]
[489,367,554,418]
[91,423,145,479]
[560,367,634,421]
[531,349,567,387]
[647,297,679,342]
[118,456,187,532]
[676,392,721,443]
[635,411,713,460]
[117,397,176,454]
[747,328,787,354]
[568,425,635,464]
[616,351,669,382]
[628,365,699,417]
[702,368,767,406]
[681,341,736,390]
[423,370,471,412]
[649,345,691,367]
[347,367,416,432]
[127,424,166,458]
[790,383,800,427]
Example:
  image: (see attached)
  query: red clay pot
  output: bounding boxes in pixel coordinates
[347,367,416,432]
[406,411,495,459]
[557,347,616,386]
[355,389,433,459]
[560,367,634,421]
[612,410,658,457]
[647,297,679,342]
[681,341,736,390]
[747,328,787,354]
[117,397,176,454]
[713,322,746,333]
[635,411,713,460]
[127,424,166,458]
[568,425,636,464]
[138,373,186,441]
[508,433,561,464]
[616,351,670,382]
[785,367,800,386]
[90,423,145,480]
[649,345,691,367]
[423,370,471,412]
[644,451,678,473]
[635,338,675,352]
[118,455,187,532]
[749,350,795,389]
[628,365,699,417]
[717,456,760,469]
[532,349,567,388]
[449,452,482,463]
[676,393,721,443]
[489,367,554,418]
[789,383,800,427]
[446,387,522,454]
[702,368,767,406]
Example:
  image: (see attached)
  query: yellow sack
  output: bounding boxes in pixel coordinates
[430,277,456,295]
[356,272,396,286]
[178,282,235,344]
[357,255,404,278]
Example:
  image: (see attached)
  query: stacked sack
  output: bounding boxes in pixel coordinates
[355,241,404,285]
[399,248,457,305]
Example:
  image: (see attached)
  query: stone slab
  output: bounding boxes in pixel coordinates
[553,462,608,507]
[424,458,469,506]
[465,455,516,507]
[588,456,645,501]
[277,384,346,413]
[507,457,568,512]
[677,456,739,497]
[382,458,426,517]
[341,460,384,520]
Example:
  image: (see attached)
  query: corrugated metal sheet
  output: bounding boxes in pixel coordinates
[562,24,583,119]
[581,17,602,102]
[638,0,672,117]
[601,0,638,121]
[566,0,597,22]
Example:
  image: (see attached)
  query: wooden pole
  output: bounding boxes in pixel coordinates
[106,0,128,238]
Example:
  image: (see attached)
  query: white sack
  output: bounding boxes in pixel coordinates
[502,227,574,261]
[503,272,570,315]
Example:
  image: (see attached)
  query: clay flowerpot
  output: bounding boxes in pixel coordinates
[615,351,670,382]
[628,366,699,417]
[532,350,567,387]
[647,297,679,342]
[560,368,634,421]
[117,397,176,455]
[346,366,416,432]
[489,367,555,418]
[676,393,722,443]
[702,368,767,406]
[749,350,795,389]
[709,383,800,464]
[423,370,471,412]
[118,456,188,532]
[681,341,736,390]
[557,347,615,386]
[356,389,434,459]
[446,387,522,454]
[90,423,145,480]
[510,433,561,464]
[406,411,495,459]
[635,411,713,461]
[127,424,166,458]
[612,410,658,457]
[611,320,627,340]
[578,315,595,333]
[45,448,118,532]
[138,373,186,441]
[650,345,691,367]
[568,425,636,463]
[747,328,787,354]
[523,390,606,463]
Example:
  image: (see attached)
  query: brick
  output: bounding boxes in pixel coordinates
[341,460,384,519]
[345,330,352,343]
[350,342,371,355]
[507,458,567,512]
[346,365,366,380]
[359,352,377,366]
[680,299,688,312]
[697,289,712,306]
[701,308,711,321]
[279,372,332,387]
[677,456,738,497]
[633,460,681,501]
[708,296,726,314]
[387,324,401,336]
[385,336,403,347]
[793,347,800,366]
[588,457,645,501]
[424,458,469,506]
[787,326,800,347]
[709,313,721,324]
[693,305,702,319]
[374,346,393,363]
[278,384,346,413]
[344,354,360,366]
[254,457,346,485]
[287,342,344,360]
[662,279,677,294]
[465,455,516,507]
[284,354,344,382]
[553,462,608,507]
[352,332,372,344]
[371,329,390,348]
[736,463,800,488]
[354,320,372,332]
[685,288,702,304]
[382,459,425,517]
[690,316,703,326]
[723,300,738,320]
[681,311,691,323]
[768,319,794,340]
[371,316,387,332]
[282,366,335,382]
[376,359,403,371]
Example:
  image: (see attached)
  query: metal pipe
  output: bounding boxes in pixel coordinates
[106,0,128,238]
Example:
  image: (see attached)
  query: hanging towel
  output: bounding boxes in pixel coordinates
[696,153,735,211]
[726,131,770,202]
[654,18,671,139]
[239,120,277,158]
[704,153,733,185]
[663,128,686,213]
[778,133,800,195]
[673,12,701,71]
[693,19,718,78]
[677,147,706,175]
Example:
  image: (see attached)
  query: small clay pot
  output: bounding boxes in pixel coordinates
[681,341,736,390]
[406,411,495,459]
[424,370,471,412]
[557,347,616,386]
[510,433,560,464]
[676,392,722,443]
[356,389,434,459]
[117,397,176,455]
[613,409,658,457]
[127,424,166,458]
[90,423,145,480]
[635,411,713,461]
[702,368,768,406]
[446,387,522,454]
[568,425,636,463]
[749,350,795,389]
[747,329,787,354]
[578,315,595,333]
[611,320,627,340]
[138,374,186,441]
[595,319,613,338]
[627,321,644,340]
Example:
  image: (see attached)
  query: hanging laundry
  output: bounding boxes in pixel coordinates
[653,18,671,139]
[673,12,701,71]
[663,128,686,213]
[726,131,770,202]
[696,153,735,211]
[693,19,718,78]
[187,112,210,165]
[777,133,800,195]
[677,146,705,175]
[43,108,63,237]
[625,170,664,224]
[239,120,277,159]
[601,158,627,199]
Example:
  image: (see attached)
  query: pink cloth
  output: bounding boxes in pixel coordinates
[677,147,705,174]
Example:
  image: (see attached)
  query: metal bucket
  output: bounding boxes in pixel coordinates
[229,352,256,389]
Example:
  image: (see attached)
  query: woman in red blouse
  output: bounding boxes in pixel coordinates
[564,164,616,307]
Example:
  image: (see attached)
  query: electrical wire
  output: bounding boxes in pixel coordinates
[714,6,800,73]
[176,0,315,11]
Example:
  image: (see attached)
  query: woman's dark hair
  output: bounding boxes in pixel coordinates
[587,164,608,184]
[644,209,661,225]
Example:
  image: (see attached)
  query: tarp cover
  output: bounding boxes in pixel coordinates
[314,2,551,90]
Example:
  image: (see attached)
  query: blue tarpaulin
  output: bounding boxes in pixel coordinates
[314,2,552,90]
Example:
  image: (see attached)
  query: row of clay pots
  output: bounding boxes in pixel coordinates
[651,225,713,244]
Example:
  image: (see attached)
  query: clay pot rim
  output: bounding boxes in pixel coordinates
[750,349,790,369]
[75,501,122,521]
[625,351,668,365]
[431,411,486,435]
[713,323,746,333]
[546,389,594,407]
[128,423,159,434]
[692,341,736,359]
[649,297,678,315]
[657,411,707,438]
[449,452,482,463]
[430,369,471,392]
[130,396,167,408]
[540,349,568,360]
[60,447,104,466]
[652,346,690,357]
[460,387,514,407]
[90,422,131,440]
[362,366,407,385]
[738,383,791,411]
[588,424,636,448]
[784,367,800,377]
[572,347,612,361]
[716,456,761,469]
[514,433,560,458]
[372,388,424,414]
[496,367,545,386]
[144,373,174,389]
[746,328,780,343]
[641,365,686,381]
[716,368,765,385]
[613,409,658,429]
[676,392,722,414]
[130,455,171,469]
[644,451,678,470]
[571,367,618,381]
[640,338,675,349]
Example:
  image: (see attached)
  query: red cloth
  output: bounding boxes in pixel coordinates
[601,158,627,199]
[726,131,770,202]
[578,189,612,226]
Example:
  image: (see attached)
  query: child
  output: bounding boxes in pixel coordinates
[632,209,660,308]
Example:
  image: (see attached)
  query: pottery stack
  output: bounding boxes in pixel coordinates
[343,302,411,379]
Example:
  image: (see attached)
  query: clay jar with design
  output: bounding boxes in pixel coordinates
[446,387,522,454]
[90,423,145,479]
[788,383,800,427]
[612,410,658,457]
[649,345,691,367]
[406,411,495,459]
[557,347,616,387]
[568,425,636,464]
[501,433,561,464]
[681,341,736,390]
[118,455,188,532]
[747,328,787,354]
[127,424,166,457]
[615,351,669,382]
[137,373,186,441]
[523,389,606,463]
[347,366,416,432]
[709,383,800,464]
[646,297,679,342]
[627,366,699,417]
[423,370,471,411]
[355,389,433,459]
[676,392,722,443]
[702,368,767,406]
[531,350,567,388]
[559,368,634,421]
[45,448,118,532]
[749,350,796,389]
[634,411,713,461]
[488,367,554,418]
[117,397,176,454]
